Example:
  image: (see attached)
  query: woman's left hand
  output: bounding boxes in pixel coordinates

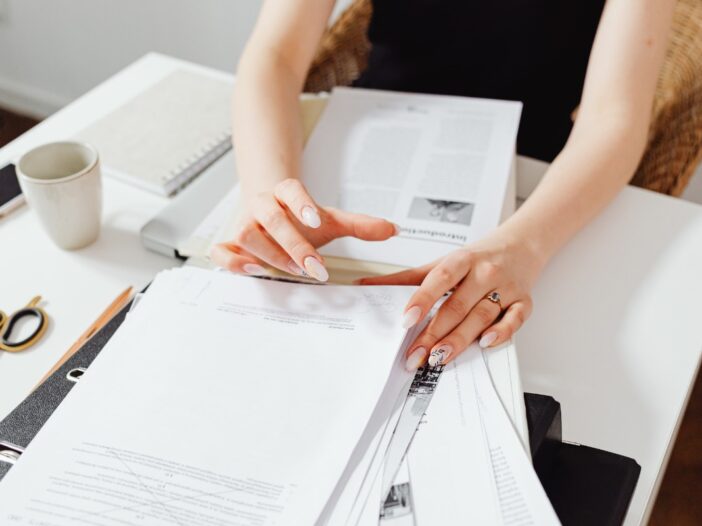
[358,229,546,371]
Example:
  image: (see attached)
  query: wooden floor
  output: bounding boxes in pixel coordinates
[1,105,700,524]
[649,367,702,525]
[0,107,37,147]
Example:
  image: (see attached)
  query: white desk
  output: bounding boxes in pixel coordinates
[1,54,701,526]
[515,158,702,525]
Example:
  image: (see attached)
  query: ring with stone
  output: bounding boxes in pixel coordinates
[485,291,503,310]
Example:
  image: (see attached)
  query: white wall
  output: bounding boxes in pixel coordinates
[0,0,354,119]
[0,0,264,118]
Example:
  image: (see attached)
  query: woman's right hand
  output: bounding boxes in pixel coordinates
[210,178,398,281]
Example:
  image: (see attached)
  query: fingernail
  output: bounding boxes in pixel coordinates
[287,260,305,276]
[304,256,329,282]
[402,306,422,329]
[301,206,321,228]
[405,347,428,372]
[428,345,452,367]
[243,263,266,276]
[479,332,498,349]
[393,223,402,236]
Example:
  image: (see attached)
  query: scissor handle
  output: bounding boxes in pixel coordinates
[26,296,43,308]
[0,299,49,353]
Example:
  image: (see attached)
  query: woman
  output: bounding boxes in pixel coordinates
[212,0,675,371]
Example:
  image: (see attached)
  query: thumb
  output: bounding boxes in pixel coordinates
[326,208,398,241]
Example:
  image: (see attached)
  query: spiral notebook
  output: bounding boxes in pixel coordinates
[75,69,233,196]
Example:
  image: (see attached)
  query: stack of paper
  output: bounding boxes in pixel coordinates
[0,267,559,525]
[378,347,560,525]
[0,268,420,525]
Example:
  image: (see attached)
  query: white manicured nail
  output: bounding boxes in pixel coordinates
[428,345,452,367]
[393,223,402,236]
[402,306,422,329]
[243,263,266,276]
[405,347,428,372]
[304,256,329,282]
[479,332,498,349]
[287,260,305,276]
[301,206,321,228]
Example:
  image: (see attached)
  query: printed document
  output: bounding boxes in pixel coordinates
[0,268,417,526]
[303,87,521,267]
[408,346,560,525]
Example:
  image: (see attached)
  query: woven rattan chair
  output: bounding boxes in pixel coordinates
[304,0,702,197]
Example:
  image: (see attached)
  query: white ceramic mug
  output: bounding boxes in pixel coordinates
[17,141,102,250]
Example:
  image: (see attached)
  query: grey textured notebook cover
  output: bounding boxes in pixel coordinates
[0,301,132,480]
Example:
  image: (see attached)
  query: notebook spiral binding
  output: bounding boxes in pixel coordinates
[166,130,233,195]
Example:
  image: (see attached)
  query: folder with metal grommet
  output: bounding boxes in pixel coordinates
[0,296,134,481]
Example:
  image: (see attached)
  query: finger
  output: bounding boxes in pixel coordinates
[234,224,306,277]
[424,297,502,367]
[479,298,533,349]
[274,178,322,229]
[252,199,328,281]
[412,277,494,352]
[356,263,433,286]
[209,243,268,276]
[327,208,398,241]
[401,250,472,330]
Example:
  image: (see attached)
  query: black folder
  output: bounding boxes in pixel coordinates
[0,301,641,525]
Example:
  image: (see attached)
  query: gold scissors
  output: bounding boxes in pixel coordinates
[0,296,49,352]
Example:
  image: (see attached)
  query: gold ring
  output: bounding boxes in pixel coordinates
[485,291,503,310]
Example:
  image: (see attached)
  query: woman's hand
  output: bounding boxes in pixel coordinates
[210,179,398,281]
[358,230,546,370]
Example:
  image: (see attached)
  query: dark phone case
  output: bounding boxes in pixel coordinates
[0,163,22,207]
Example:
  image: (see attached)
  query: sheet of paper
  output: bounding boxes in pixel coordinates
[341,323,436,526]
[379,342,528,525]
[380,460,414,525]
[319,326,420,525]
[379,363,444,499]
[303,87,521,267]
[409,346,560,525]
[357,466,385,526]
[345,388,407,526]
[347,363,442,526]
[484,340,530,451]
[177,185,240,258]
[0,268,417,526]
[342,313,443,526]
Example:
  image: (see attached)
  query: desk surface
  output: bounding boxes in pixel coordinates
[517,179,702,525]
[1,53,701,526]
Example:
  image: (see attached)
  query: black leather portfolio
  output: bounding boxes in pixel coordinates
[525,394,641,526]
[0,302,641,525]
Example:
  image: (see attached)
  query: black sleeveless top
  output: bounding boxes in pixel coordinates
[355,0,606,161]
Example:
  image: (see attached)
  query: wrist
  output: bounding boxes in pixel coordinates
[239,175,287,204]
[495,221,552,278]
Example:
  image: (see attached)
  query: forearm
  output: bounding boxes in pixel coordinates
[233,48,305,199]
[500,0,674,270]
[502,112,649,266]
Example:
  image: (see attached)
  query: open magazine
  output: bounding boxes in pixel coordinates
[179,87,521,279]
